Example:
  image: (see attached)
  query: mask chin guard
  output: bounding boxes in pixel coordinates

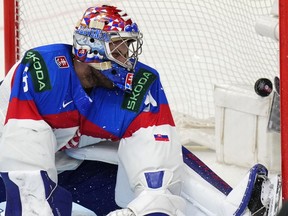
[90,62,134,93]
[88,61,112,71]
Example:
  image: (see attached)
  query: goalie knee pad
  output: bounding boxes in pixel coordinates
[127,170,186,216]
[1,170,72,216]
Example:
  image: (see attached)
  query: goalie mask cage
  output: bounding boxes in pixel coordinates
[4,0,287,198]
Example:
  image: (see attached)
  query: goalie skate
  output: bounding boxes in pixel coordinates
[248,174,282,216]
[266,174,282,216]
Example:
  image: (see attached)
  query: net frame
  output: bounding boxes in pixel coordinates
[279,0,288,200]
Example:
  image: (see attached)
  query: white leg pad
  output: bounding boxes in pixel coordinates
[217,172,251,216]
[8,170,53,215]
[129,170,186,215]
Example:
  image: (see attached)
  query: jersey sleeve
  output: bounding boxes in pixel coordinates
[117,66,185,214]
[0,51,58,182]
[5,49,52,123]
[118,67,183,189]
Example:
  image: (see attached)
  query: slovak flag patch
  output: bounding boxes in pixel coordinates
[125,73,134,91]
[55,56,69,68]
[154,134,169,141]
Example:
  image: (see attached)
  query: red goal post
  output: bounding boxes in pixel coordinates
[4,0,18,73]
[280,0,288,200]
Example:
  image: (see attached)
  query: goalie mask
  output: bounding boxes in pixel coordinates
[73,5,143,92]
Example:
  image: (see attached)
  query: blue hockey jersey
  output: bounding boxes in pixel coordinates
[5,44,175,147]
[0,44,184,215]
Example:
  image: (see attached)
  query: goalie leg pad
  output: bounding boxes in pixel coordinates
[0,173,21,216]
[1,170,72,216]
[40,171,73,216]
[128,170,186,216]
[218,164,269,216]
[108,170,185,216]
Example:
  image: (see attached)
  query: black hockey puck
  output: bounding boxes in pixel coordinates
[254,78,273,97]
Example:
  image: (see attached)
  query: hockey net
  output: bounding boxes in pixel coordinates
[4,0,278,148]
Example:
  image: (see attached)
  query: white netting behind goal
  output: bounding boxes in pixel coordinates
[13,0,278,146]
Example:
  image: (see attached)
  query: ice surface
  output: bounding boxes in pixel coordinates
[186,145,279,188]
